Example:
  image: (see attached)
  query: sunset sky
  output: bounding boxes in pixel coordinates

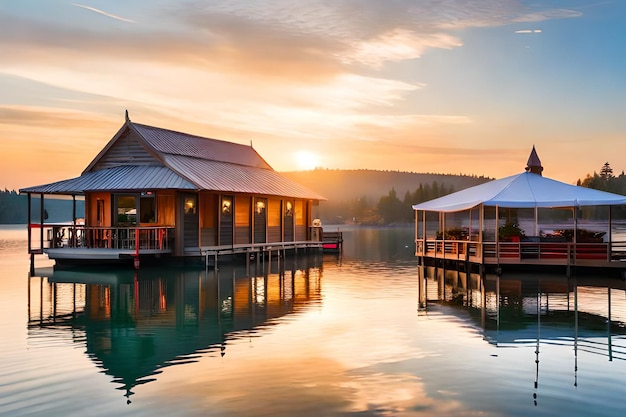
[1,0,625,191]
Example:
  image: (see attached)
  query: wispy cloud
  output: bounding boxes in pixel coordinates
[72,3,136,23]
[515,29,543,34]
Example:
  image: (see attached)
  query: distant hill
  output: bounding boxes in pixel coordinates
[281,169,492,203]
[281,169,493,224]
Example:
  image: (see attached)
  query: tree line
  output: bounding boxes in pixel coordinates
[0,189,84,224]
[577,162,626,195]
[320,162,626,226]
[2,162,623,225]
[319,181,455,225]
[0,189,26,223]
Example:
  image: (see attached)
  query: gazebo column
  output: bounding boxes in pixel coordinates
[39,193,44,254]
[479,204,484,263]
[574,206,578,265]
[27,193,33,274]
[495,205,499,261]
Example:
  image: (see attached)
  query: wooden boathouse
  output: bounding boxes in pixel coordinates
[19,111,326,268]
[412,147,626,274]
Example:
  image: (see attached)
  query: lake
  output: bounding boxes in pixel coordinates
[1,224,626,416]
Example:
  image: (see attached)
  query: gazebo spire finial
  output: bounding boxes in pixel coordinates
[526,145,543,176]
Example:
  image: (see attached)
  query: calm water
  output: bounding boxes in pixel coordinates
[1,224,626,416]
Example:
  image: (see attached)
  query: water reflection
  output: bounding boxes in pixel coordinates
[418,265,626,406]
[27,255,323,403]
[419,266,626,350]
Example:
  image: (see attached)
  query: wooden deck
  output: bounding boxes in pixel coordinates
[416,238,626,269]
[45,247,172,261]
[29,223,324,268]
[193,240,323,260]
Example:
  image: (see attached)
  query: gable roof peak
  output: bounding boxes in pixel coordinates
[525,145,543,176]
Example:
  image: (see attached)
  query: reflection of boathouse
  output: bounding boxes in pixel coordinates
[413,148,626,273]
[27,256,322,402]
[19,111,325,268]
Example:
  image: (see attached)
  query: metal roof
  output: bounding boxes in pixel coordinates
[132,123,272,169]
[412,171,626,212]
[20,117,325,200]
[20,166,196,195]
[163,155,325,199]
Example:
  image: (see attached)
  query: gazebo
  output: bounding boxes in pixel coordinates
[412,147,626,271]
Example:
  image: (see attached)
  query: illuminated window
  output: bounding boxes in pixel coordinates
[222,198,232,214]
[185,197,196,214]
[256,200,266,214]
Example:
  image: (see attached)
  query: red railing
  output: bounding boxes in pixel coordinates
[29,224,173,251]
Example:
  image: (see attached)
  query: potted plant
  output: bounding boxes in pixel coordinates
[499,221,525,241]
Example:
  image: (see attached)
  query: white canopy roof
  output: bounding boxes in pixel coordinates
[412,171,626,213]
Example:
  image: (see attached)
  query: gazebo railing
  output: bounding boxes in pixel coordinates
[416,237,626,264]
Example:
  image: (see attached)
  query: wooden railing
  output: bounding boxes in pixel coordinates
[415,238,626,264]
[30,224,174,251]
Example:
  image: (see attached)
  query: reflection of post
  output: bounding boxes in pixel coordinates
[608,287,613,361]
[481,274,486,329]
[417,265,426,310]
[574,282,578,388]
[533,288,541,407]
[496,274,500,331]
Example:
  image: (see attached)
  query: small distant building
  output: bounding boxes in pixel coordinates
[20,112,325,267]
[412,147,626,273]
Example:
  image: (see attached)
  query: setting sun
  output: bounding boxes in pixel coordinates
[294,150,320,171]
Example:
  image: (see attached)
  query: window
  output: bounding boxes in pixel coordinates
[222,197,232,214]
[185,196,196,214]
[116,195,136,225]
[140,193,156,223]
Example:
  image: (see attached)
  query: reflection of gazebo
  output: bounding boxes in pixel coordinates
[413,147,626,271]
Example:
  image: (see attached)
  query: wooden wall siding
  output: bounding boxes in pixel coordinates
[86,192,111,226]
[268,226,281,243]
[199,194,217,246]
[201,227,217,246]
[235,196,251,245]
[235,226,250,245]
[199,193,217,229]
[295,200,307,241]
[157,192,175,226]
[92,131,161,171]
[267,199,281,243]
[235,196,250,226]
[295,225,307,241]
[295,200,304,226]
